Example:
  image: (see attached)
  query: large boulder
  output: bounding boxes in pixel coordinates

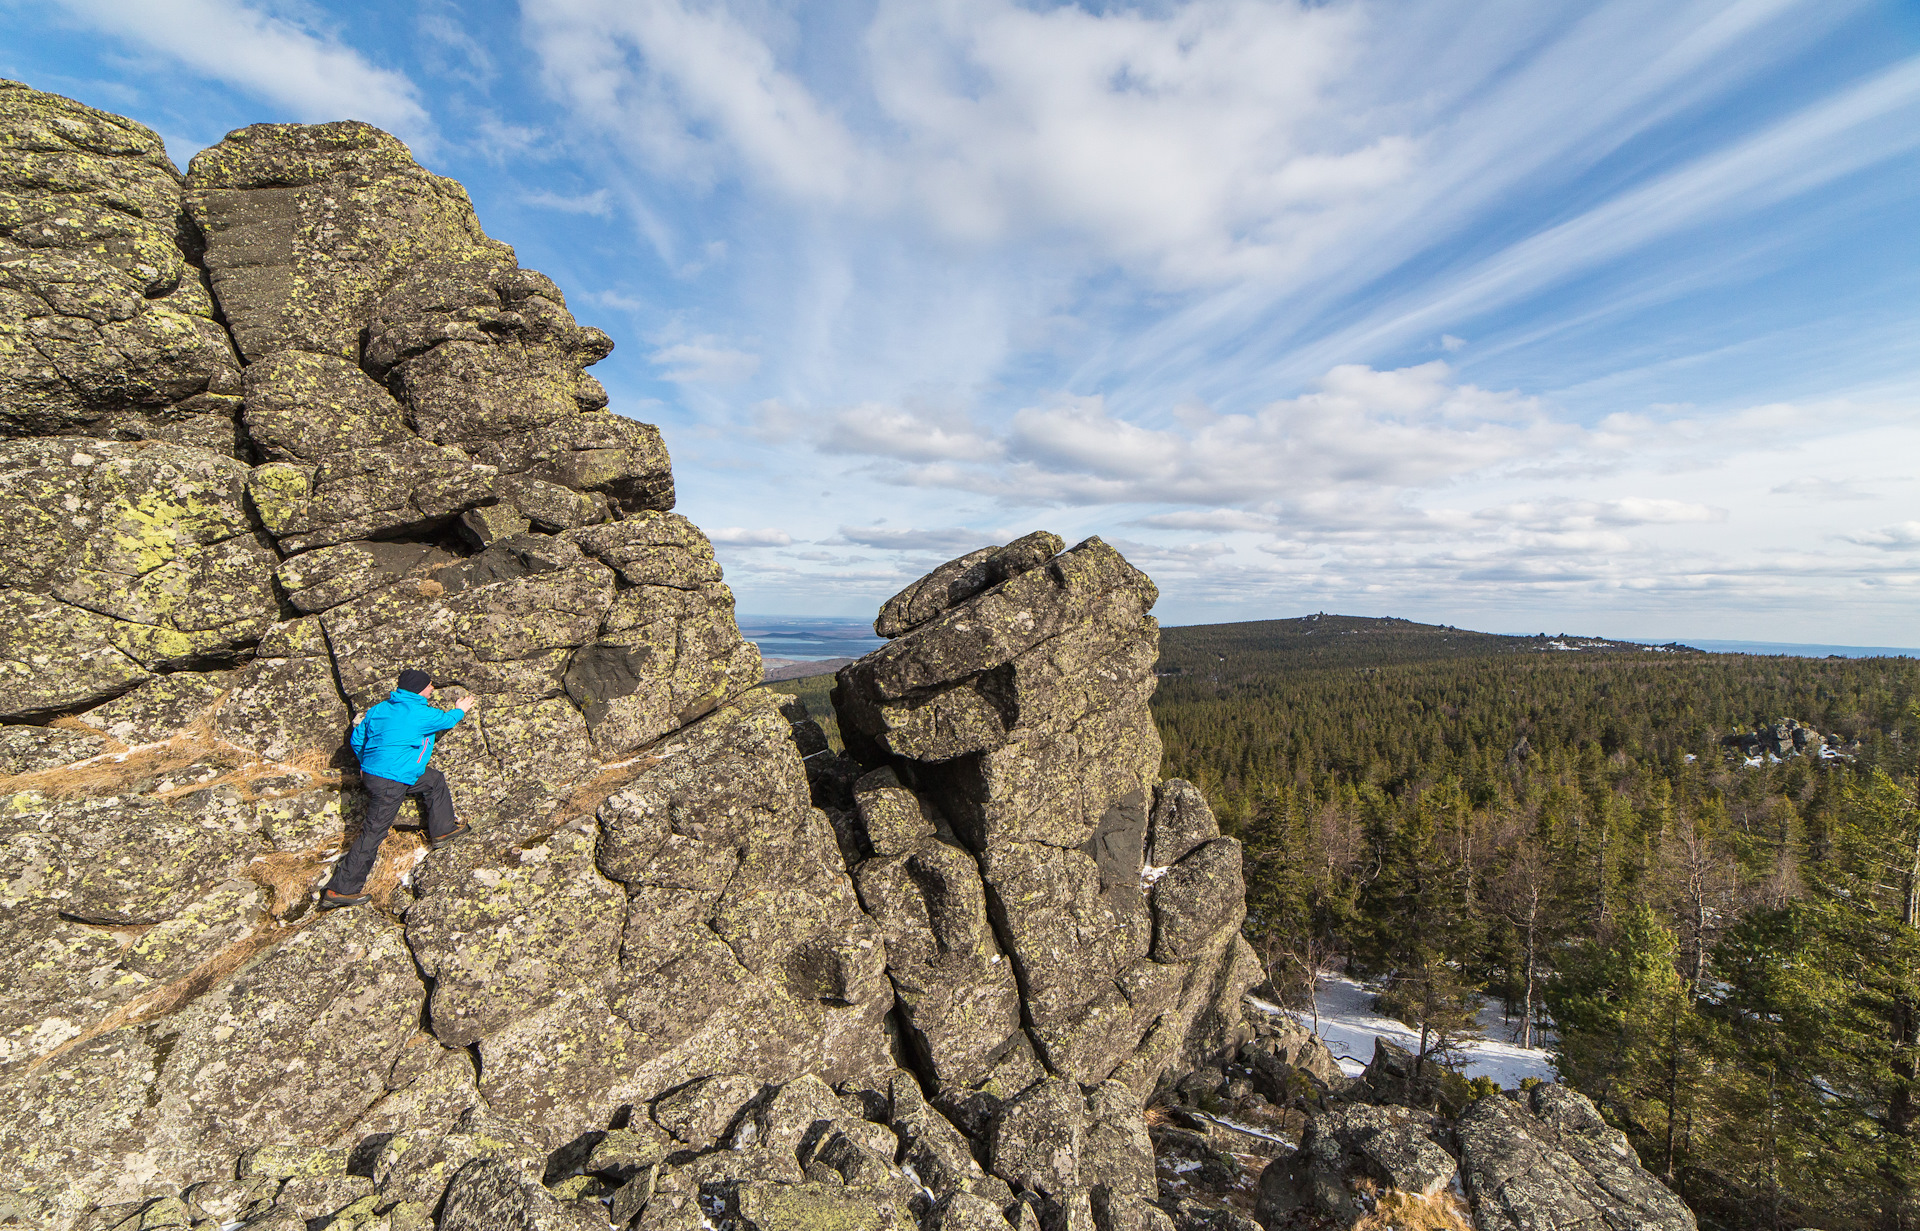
[1253,1103,1457,1227]
[184,121,511,364]
[834,536,1248,1091]
[1455,1084,1697,1231]
[0,81,242,451]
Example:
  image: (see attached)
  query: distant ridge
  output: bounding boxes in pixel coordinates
[761,655,854,681]
[1158,613,1696,677]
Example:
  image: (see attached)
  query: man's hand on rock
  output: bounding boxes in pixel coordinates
[454,693,477,712]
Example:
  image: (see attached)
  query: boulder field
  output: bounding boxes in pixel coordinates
[0,82,1692,1231]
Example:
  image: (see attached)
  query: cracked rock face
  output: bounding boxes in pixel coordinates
[0,81,243,451]
[0,81,1256,1231]
[836,538,1257,1093]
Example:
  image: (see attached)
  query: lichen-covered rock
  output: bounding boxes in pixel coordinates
[1254,1103,1457,1228]
[72,670,227,744]
[363,265,611,449]
[0,1028,165,1228]
[249,441,498,553]
[120,878,261,980]
[652,1072,763,1147]
[0,723,105,774]
[0,438,277,670]
[0,81,242,449]
[57,787,261,925]
[319,547,615,710]
[834,536,1248,1095]
[210,654,348,763]
[874,531,1064,638]
[587,692,892,1092]
[185,121,511,364]
[149,908,426,1164]
[1150,838,1245,962]
[1455,1084,1697,1231]
[473,411,673,516]
[1147,779,1219,868]
[0,589,149,720]
[274,539,459,614]
[240,349,411,464]
[856,832,1023,1091]
[0,909,154,1080]
[405,815,623,1047]
[563,570,760,757]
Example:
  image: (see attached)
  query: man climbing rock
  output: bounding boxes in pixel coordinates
[319,668,477,910]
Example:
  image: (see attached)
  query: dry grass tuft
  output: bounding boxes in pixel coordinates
[26,917,306,1077]
[1353,1190,1475,1231]
[27,817,430,1077]
[550,753,663,826]
[1,687,353,803]
[2,733,238,799]
[48,713,127,754]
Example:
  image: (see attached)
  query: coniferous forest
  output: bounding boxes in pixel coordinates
[1151,615,1920,1231]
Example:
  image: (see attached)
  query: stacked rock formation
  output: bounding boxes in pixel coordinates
[0,82,1255,1231]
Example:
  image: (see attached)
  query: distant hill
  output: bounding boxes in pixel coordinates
[1157,612,1695,679]
[761,656,853,682]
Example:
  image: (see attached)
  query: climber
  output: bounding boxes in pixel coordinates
[319,668,478,911]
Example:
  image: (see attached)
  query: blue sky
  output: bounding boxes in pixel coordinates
[8,0,1919,642]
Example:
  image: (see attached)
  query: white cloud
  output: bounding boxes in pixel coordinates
[649,339,760,383]
[707,527,793,547]
[55,0,430,142]
[1846,522,1920,551]
[522,0,866,198]
[819,405,1003,463]
[835,526,991,553]
[1476,498,1727,530]
[1137,509,1280,533]
[523,188,613,217]
[973,362,1562,506]
[1771,477,1877,501]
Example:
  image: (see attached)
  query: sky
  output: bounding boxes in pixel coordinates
[6,0,1919,643]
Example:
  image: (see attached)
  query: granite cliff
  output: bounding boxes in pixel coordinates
[0,81,1696,1231]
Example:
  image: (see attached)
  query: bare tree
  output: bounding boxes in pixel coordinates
[1489,836,1551,1048]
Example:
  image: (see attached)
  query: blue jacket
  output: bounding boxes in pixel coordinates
[350,689,466,785]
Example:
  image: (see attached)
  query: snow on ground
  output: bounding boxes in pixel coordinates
[1287,975,1558,1087]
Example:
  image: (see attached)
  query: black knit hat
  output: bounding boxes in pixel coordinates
[396,669,432,694]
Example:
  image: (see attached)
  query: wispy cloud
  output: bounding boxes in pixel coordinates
[649,338,760,383]
[524,188,613,217]
[707,527,793,547]
[52,0,430,143]
[1846,522,1920,551]
[834,526,992,553]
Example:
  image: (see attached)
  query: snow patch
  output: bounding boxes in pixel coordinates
[1293,975,1557,1087]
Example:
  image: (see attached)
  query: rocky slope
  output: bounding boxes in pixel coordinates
[0,81,1696,1231]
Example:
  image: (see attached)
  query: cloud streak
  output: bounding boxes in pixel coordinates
[53,0,430,143]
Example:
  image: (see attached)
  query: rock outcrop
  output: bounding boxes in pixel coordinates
[0,83,1256,1231]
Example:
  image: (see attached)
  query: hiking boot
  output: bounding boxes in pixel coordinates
[429,821,471,852]
[318,889,370,911]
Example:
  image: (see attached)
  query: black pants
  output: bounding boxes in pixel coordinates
[326,767,456,895]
